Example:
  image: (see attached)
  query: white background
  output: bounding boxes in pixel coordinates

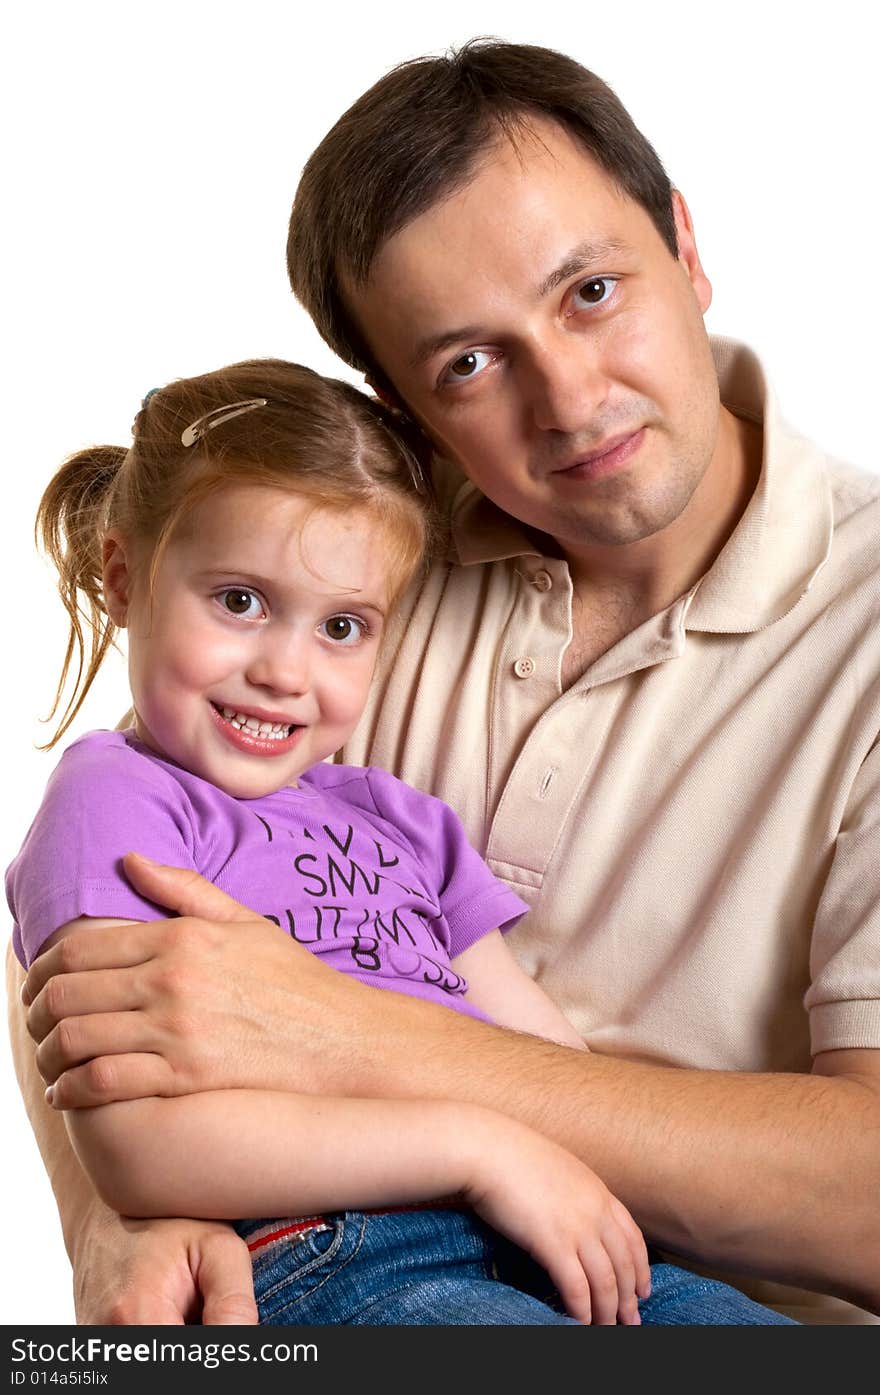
[2,0,877,1325]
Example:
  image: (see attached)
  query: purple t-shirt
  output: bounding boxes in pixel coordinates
[7,731,528,1022]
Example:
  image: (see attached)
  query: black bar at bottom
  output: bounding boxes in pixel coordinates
[2,1324,863,1394]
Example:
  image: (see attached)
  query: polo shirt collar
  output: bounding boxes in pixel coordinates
[448,337,833,635]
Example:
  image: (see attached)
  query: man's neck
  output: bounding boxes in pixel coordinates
[559,407,763,681]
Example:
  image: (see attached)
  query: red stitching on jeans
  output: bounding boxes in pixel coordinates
[247,1219,328,1252]
[247,1199,464,1250]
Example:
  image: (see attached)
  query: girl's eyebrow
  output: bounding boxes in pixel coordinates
[409,237,630,368]
[327,598,388,619]
[194,568,388,616]
[194,566,276,587]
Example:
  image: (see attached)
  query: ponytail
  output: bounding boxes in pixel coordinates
[35,444,127,748]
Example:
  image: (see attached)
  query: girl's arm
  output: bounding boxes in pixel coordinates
[72,1085,482,1219]
[43,917,585,1220]
[453,929,588,1050]
[43,919,647,1324]
[72,1082,649,1324]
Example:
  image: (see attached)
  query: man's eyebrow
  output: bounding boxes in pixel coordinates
[538,238,629,297]
[409,238,630,369]
[410,325,487,370]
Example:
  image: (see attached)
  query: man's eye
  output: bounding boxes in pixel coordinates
[219,589,263,618]
[573,276,616,307]
[321,615,366,645]
[446,349,493,381]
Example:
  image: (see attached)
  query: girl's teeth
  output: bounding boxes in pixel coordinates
[219,707,292,738]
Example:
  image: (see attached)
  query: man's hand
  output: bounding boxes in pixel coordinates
[23,853,375,1108]
[73,1210,259,1325]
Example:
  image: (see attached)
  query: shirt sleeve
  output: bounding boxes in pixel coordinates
[364,766,529,957]
[6,734,199,967]
[805,735,880,1053]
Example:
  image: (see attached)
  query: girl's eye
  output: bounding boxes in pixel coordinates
[320,614,366,646]
[445,348,493,382]
[219,588,264,619]
[572,276,617,308]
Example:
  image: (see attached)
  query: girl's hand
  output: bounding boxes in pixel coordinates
[464,1114,650,1325]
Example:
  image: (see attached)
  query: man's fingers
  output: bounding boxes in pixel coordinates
[27,965,146,1044]
[197,1231,260,1325]
[23,929,156,1007]
[102,1291,186,1326]
[36,1010,164,1086]
[123,853,256,924]
[48,1053,177,1109]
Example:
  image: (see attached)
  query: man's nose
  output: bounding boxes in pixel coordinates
[522,332,610,435]
[246,629,310,695]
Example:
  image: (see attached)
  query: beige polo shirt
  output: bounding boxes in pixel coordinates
[343,337,880,1320]
[347,337,880,1067]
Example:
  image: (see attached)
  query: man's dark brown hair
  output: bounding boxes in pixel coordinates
[287,38,677,388]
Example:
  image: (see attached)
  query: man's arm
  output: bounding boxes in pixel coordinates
[355,1004,880,1311]
[6,940,259,1325]
[24,858,880,1314]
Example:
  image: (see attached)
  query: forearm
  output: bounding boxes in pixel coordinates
[67,1089,483,1220]
[6,943,114,1268]
[561,1054,880,1311]
[326,991,880,1310]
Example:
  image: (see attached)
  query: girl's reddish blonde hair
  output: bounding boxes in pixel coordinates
[37,358,434,748]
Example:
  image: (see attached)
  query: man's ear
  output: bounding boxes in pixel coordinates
[365,374,436,459]
[365,373,405,412]
[102,531,134,627]
[671,189,712,314]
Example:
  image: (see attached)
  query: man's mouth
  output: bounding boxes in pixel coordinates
[550,428,646,480]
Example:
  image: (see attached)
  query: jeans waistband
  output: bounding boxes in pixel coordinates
[241,1199,464,1258]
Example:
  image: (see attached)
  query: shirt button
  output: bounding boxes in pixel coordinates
[532,569,553,592]
[513,656,535,678]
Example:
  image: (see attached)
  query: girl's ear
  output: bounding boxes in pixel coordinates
[102,531,134,627]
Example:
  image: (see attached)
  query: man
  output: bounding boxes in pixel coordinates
[10,40,880,1323]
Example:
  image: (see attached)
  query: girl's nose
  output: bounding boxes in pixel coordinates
[245,631,310,695]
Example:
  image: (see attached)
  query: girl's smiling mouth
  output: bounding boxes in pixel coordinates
[209,702,302,756]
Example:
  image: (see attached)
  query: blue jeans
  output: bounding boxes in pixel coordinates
[235,1209,797,1325]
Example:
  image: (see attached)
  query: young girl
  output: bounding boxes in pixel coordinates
[7,360,793,1327]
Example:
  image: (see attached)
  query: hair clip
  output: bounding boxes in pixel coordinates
[181,398,268,448]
